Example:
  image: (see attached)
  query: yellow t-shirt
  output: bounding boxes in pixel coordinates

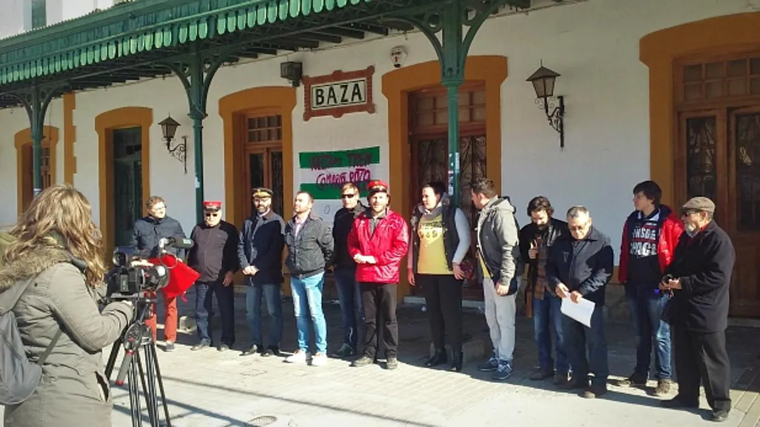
[417,213,452,275]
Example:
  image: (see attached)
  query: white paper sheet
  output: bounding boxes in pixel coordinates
[560,296,595,328]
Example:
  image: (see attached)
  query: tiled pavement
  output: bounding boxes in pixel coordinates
[4,289,760,427]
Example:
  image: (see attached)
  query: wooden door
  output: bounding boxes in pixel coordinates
[241,113,284,219]
[728,108,760,317]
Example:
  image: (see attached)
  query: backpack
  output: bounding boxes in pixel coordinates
[0,277,63,405]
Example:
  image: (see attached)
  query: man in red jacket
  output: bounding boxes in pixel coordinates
[347,180,409,370]
[617,180,683,395]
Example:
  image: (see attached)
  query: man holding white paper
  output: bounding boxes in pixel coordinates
[546,206,614,399]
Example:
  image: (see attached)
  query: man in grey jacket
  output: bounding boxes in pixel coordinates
[470,178,522,381]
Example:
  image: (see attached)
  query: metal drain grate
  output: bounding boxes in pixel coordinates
[247,415,278,427]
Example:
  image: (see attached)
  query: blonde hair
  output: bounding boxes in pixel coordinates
[4,184,106,286]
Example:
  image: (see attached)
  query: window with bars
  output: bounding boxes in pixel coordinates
[682,56,760,102]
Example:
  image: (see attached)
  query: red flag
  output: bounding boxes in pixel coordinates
[148,255,200,301]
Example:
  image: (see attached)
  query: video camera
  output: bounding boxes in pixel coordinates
[105,236,193,300]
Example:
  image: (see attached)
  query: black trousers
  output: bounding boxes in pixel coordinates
[361,283,398,359]
[418,274,463,353]
[673,327,732,411]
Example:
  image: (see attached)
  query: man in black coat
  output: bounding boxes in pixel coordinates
[546,206,613,399]
[238,188,286,357]
[187,201,239,352]
[660,197,735,423]
[131,195,186,351]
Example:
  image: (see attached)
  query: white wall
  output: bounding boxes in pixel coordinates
[1,0,759,256]
[0,0,29,38]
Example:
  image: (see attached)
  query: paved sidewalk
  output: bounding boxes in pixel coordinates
[3,289,760,427]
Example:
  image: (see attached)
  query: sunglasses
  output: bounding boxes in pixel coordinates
[680,210,700,217]
[341,193,357,199]
[204,211,220,217]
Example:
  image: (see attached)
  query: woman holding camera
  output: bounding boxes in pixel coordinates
[0,184,134,427]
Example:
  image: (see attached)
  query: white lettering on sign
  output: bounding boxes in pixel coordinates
[310,78,367,110]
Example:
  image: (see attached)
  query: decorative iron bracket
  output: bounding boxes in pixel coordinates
[158,45,236,223]
[166,136,188,174]
[536,96,565,149]
[388,0,522,205]
[9,82,66,196]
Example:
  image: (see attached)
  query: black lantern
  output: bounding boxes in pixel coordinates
[527,64,565,149]
[158,115,187,173]
[280,61,302,87]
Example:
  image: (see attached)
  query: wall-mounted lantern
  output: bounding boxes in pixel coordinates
[280,61,303,87]
[527,63,565,149]
[158,115,187,173]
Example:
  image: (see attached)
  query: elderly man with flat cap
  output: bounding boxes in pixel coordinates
[660,196,735,422]
[238,187,286,357]
[187,201,240,351]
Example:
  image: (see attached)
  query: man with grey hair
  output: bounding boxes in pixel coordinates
[546,206,613,398]
[660,197,734,423]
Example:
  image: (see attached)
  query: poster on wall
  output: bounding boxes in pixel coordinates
[299,146,380,221]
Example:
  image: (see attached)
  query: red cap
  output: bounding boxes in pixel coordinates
[203,201,222,210]
[367,180,389,197]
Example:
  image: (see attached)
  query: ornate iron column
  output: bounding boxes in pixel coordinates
[161,46,234,223]
[391,0,523,206]
[13,83,60,197]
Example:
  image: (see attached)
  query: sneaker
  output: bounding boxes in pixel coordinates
[263,346,280,357]
[351,355,374,367]
[191,340,210,351]
[478,355,499,372]
[711,409,730,422]
[217,344,230,352]
[554,372,570,386]
[559,377,589,390]
[311,353,328,367]
[581,385,608,399]
[386,357,399,370]
[616,373,647,387]
[333,343,355,358]
[285,350,310,364]
[241,344,260,356]
[164,342,175,352]
[530,367,554,381]
[492,360,514,381]
[654,379,673,396]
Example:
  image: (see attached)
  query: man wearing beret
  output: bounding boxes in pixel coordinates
[187,201,240,352]
[660,197,735,422]
[348,180,409,370]
[238,188,286,357]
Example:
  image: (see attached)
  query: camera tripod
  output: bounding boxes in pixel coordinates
[105,297,172,427]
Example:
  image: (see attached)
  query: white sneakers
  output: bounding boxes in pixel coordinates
[284,350,328,367]
[311,353,328,367]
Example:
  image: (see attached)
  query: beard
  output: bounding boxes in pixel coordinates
[684,222,699,237]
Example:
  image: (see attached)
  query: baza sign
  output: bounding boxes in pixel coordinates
[311,78,367,110]
[302,66,376,121]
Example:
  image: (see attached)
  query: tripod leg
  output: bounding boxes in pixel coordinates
[149,342,172,427]
[129,359,143,427]
[136,350,159,427]
[105,339,123,380]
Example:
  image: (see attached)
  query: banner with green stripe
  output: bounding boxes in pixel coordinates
[299,146,381,200]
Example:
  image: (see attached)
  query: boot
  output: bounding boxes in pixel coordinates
[449,351,463,372]
[425,349,448,367]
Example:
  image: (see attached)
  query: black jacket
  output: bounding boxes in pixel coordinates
[664,221,735,333]
[237,211,286,286]
[188,221,239,283]
[519,218,570,290]
[130,215,186,258]
[332,203,365,269]
[546,226,614,305]
[284,212,334,279]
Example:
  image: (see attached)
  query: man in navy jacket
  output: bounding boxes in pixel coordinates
[237,188,285,357]
[547,205,613,399]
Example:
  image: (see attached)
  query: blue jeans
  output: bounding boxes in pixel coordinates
[245,283,283,348]
[195,281,235,346]
[628,294,672,380]
[334,267,365,349]
[291,273,328,354]
[562,304,608,387]
[533,294,568,374]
